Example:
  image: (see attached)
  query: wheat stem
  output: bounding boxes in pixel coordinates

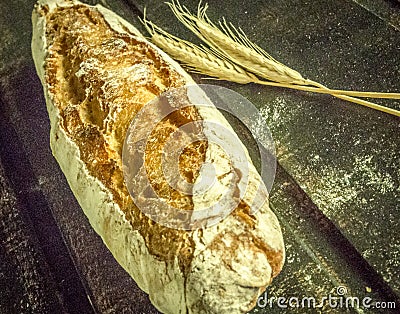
[332,94,400,116]
[253,79,399,99]
[143,1,400,117]
[307,80,400,116]
[306,80,400,99]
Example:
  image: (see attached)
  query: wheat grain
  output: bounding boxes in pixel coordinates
[167,0,307,85]
[142,2,400,116]
[163,0,400,116]
[153,35,255,84]
[142,18,256,84]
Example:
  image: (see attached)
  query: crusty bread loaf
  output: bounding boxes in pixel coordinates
[31,1,285,313]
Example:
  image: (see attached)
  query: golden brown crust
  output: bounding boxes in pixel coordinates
[33,1,285,313]
[45,5,201,272]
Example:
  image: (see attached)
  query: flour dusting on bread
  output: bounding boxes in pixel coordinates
[32,1,285,313]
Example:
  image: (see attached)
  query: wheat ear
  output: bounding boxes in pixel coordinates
[143,1,400,116]
[167,0,307,85]
[168,1,400,100]
[142,16,256,84]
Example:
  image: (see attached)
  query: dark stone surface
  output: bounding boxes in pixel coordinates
[0,0,399,313]
[134,1,400,311]
[0,162,66,314]
[0,65,95,313]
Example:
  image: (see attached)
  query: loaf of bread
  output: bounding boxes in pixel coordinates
[31,0,285,313]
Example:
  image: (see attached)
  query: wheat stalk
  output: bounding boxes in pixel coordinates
[142,18,256,84]
[142,1,400,117]
[167,1,307,85]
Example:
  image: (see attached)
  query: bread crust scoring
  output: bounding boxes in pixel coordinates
[31,1,285,313]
